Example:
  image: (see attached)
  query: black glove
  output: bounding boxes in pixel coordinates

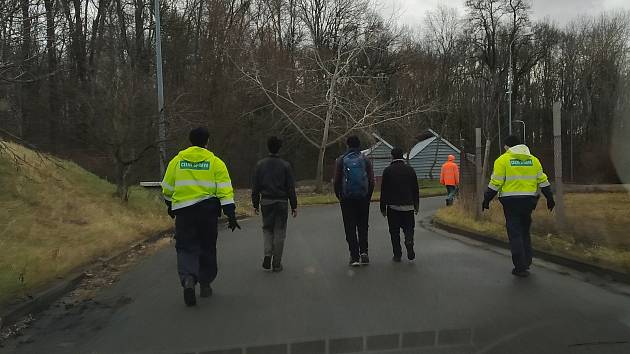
[540,186,555,211]
[228,217,241,232]
[165,201,175,219]
[547,198,556,211]
[482,187,497,211]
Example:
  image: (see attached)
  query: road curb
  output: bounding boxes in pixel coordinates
[0,229,173,330]
[430,218,630,285]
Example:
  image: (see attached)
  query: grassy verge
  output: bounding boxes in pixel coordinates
[0,142,171,307]
[236,179,447,214]
[434,193,630,273]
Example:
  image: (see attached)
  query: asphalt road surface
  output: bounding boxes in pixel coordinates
[3,197,630,354]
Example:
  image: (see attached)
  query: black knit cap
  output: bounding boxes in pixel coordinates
[391,147,404,159]
[504,135,521,148]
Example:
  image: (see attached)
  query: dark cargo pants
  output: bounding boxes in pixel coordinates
[261,200,289,261]
[500,197,537,272]
[175,199,219,287]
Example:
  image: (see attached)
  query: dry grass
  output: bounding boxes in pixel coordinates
[0,142,171,307]
[235,180,446,213]
[434,193,630,273]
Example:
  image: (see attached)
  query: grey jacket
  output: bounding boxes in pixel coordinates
[251,154,298,210]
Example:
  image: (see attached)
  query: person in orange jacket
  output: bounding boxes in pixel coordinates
[440,155,460,206]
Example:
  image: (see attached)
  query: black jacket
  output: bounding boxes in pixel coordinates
[380,160,419,213]
[251,154,298,210]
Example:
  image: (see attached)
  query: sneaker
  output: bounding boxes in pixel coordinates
[360,253,370,265]
[393,256,402,263]
[512,269,530,278]
[183,276,196,306]
[262,256,272,271]
[407,249,416,261]
[200,283,212,298]
[349,258,361,267]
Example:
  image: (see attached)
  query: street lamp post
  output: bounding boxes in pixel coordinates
[155,0,166,175]
[507,32,534,136]
[513,119,526,144]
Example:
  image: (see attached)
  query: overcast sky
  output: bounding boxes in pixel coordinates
[379,0,630,29]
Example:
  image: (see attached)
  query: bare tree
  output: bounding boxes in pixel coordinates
[241,16,437,190]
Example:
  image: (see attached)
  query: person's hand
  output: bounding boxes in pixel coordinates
[228,218,241,232]
[381,209,387,217]
[547,198,556,212]
[291,209,298,218]
[254,208,260,216]
[482,200,490,211]
[415,208,419,215]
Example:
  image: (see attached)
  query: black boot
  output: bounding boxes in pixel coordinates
[183,276,197,306]
[200,283,213,298]
[262,256,272,271]
[272,257,283,272]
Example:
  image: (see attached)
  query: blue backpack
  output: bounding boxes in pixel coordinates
[342,151,369,199]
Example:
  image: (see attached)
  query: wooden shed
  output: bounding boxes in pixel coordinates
[406,129,461,180]
[362,133,394,177]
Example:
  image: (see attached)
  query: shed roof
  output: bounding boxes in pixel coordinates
[407,129,461,159]
[362,133,394,155]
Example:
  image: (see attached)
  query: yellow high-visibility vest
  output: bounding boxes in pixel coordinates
[488,145,550,197]
[161,146,234,210]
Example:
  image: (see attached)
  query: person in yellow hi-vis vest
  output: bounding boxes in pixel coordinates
[162,127,241,306]
[482,135,555,278]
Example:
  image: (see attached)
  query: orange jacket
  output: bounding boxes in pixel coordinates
[440,155,460,186]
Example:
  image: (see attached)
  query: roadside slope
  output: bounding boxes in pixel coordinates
[0,142,171,307]
[434,194,630,274]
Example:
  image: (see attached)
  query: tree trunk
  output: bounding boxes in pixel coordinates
[315,144,327,193]
[115,162,132,202]
[71,0,87,80]
[134,0,145,70]
[44,0,59,150]
[19,0,32,140]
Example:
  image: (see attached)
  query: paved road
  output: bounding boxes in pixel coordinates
[3,198,630,354]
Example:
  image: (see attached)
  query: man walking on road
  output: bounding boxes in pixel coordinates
[334,135,375,267]
[380,148,419,262]
[252,136,298,272]
[162,127,241,306]
[482,135,555,278]
[440,154,460,206]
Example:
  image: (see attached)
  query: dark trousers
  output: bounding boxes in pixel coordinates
[340,199,370,259]
[261,201,289,261]
[500,197,536,272]
[446,185,457,204]
[387,209,415,258]
[175,200,219,287]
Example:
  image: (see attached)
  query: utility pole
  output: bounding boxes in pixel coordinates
[553,102,565,226]
[570,113,574,182]
[475,128,483,219]
[155,0,166,175]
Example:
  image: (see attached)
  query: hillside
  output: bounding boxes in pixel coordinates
[0,142,171,307]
